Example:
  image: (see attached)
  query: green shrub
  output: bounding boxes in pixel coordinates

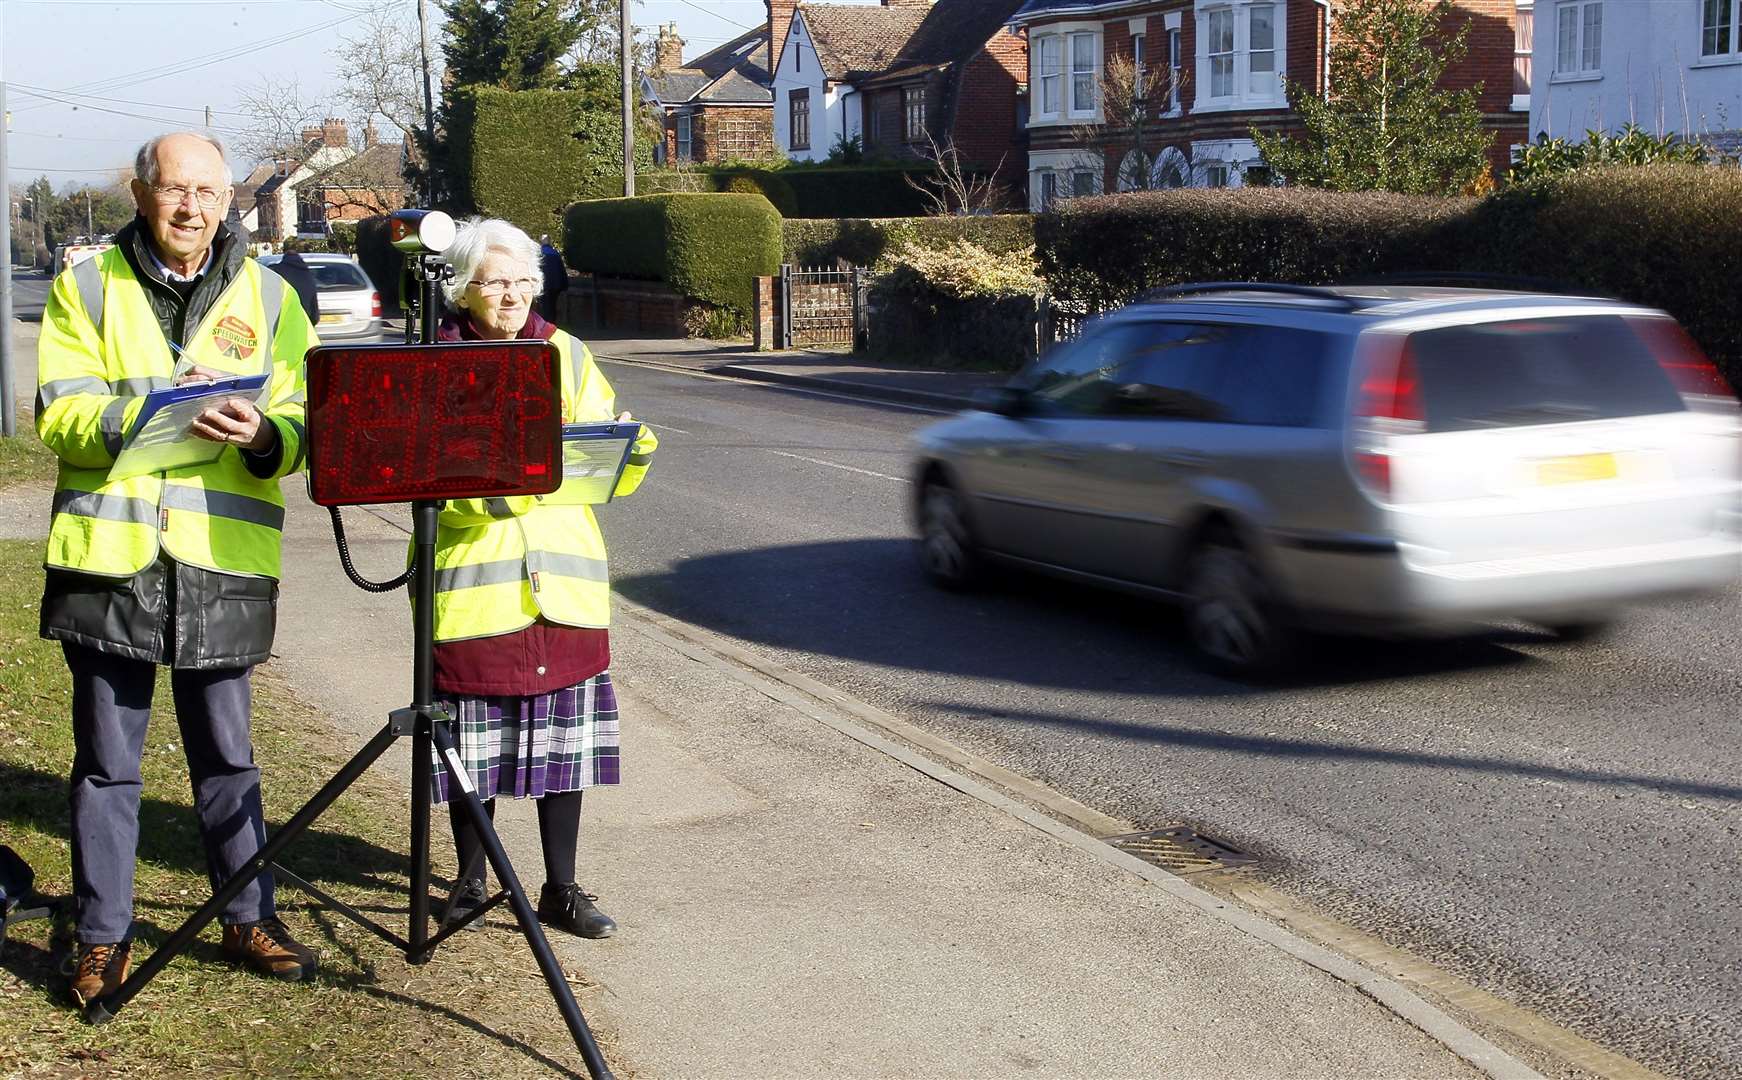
[447,85,655,237]
[1510,124,1715,183]
[783,215,1035,267]
[781,164,938,218]
[1034,187,1469,312]
[1033,167,1742,387]
[563,193,781,315]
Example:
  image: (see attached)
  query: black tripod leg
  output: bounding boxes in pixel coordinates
[430,720,616,1080]
[86,720,404,1024]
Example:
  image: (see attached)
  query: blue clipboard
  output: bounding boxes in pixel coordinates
[107,374,271,481]
[560,421,641,504]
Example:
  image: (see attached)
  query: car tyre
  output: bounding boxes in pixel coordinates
[1183,533,1293,679]
[917,478,981,590]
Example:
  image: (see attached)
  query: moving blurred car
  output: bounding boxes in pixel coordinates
[259,252,382,342]
[912,283,1742,676]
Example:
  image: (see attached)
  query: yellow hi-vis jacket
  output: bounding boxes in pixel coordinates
[36,247,314,580]
[429,332,657,643]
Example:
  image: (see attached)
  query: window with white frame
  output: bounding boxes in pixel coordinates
[1203,162,1232,187]
[676,114,693,161]
[1070,167,1100,197]
[1035,170,1061,209]
[1703,0,1739,56]
[1196,1,1287,108]
[1038,35,1064,116]
[1208,9,1235,98]
[1513,1,1533,107]
[1070,32,1097,114]
[1247,4,1275,96]
[1555,0,1601,74]
[1133,32,1146,92]
[1168,28,1183,110]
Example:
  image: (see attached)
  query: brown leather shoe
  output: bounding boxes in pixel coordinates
[221,917,318,981]
[70,941,131,1007]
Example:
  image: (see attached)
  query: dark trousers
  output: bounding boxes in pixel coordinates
[65,643,274,943]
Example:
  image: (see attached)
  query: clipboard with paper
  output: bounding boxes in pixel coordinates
[107,375,270,482]
[560,421,641,504]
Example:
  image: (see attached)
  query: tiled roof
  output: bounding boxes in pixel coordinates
[294,143,407,192]
[648,26,773,105]
[894,0,1030,66]
[800,5,931,79]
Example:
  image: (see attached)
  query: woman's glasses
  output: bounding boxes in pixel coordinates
[469,277,539,297]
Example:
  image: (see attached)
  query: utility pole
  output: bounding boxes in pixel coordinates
[416,0,437,205]
[1,1,17,439]
[620,0,635,197]
[85,190,93,238]
[205,105,213,130]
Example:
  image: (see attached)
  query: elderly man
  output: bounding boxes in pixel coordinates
[35,131,320,1008]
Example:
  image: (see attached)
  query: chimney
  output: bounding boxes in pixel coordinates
[364,121,380,149]
[768,0,798,76]
[655,23,685,71]
[299,126,323,147]
[321,117,348,148]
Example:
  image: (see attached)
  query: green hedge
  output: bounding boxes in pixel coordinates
[784,215,1036,267]
[563,193,781,315]
[447,85,655,237]
[1033,165,1742,387]
[626,163,940,219]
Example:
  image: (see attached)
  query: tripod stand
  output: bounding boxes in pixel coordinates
[85,255,616,1080]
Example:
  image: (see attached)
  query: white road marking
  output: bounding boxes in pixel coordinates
[765,449,908,483]
[648,422,693,435]
[594,356,953,415]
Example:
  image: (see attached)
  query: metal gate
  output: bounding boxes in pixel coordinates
[780,264,868,349]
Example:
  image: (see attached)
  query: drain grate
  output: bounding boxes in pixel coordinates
[1103,827,1257,875]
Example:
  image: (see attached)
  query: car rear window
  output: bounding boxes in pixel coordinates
[1406,315,1685,432]
[307,262,371,291]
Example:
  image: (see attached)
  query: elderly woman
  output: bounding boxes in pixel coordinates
[431,217,657,939]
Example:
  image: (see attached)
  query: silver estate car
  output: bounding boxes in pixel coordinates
[260,252,383,342]
[912,283,1742,676]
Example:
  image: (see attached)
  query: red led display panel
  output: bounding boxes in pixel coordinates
[306,342,564,506]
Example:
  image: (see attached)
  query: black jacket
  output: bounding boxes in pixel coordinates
[274,250,322,324]
[40,218,285,670]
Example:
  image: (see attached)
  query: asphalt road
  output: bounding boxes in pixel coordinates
[596,359,1742,1079]
[6,271,51,321]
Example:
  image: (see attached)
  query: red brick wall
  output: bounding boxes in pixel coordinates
[694,107,776,162]
[949,32,1030,191]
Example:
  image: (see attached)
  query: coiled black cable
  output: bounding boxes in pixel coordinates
[328,506,413,593]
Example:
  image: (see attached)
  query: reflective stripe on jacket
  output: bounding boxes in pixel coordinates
[36,245,314,580]
[429,331,657,643]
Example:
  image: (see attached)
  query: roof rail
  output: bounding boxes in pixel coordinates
[1336,271,1613,298]
[1134,281,1361,309]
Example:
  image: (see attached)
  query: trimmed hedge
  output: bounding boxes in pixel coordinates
[1033,166,1742,388]
[783,164,938,218]
[563,193,781,315]
[638,167,799,216]
[784,215,1036,268]
[447,85,655,237]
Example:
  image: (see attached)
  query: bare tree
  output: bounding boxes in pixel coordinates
[233,77,328,166]
[1067,52,1186,194]
[903,131,1010,216]
[334,1,433,148]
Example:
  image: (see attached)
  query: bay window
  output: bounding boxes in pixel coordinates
[1029,27,1102,123]
[1038,35,1063,117]
[1196,0,1287,110]
[1071,32,1097,114]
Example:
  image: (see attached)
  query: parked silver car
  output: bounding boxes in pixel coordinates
[912,283,1742,676]
[260,252,382,342]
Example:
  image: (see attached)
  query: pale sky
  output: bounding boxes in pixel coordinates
[2,0,771,190]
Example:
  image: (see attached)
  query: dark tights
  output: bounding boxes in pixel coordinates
[449,789,584,887]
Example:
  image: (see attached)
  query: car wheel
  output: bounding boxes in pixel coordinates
[1183,534,1292,678]
[917,479,981,590]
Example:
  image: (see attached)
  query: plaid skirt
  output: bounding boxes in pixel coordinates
[430,673,621,803]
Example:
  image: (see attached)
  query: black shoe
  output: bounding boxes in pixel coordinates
[444,878,487,931]
[537,883,617,939]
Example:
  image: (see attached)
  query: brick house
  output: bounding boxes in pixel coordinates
[1009,0,1531,209]
[1529,0,1742,158]
[644,23,778,163]
[291,129,411,237]
[250,118,355,241]
[770,0,1032,192]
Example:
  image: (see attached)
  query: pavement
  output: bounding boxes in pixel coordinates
[0,324,1542,1079]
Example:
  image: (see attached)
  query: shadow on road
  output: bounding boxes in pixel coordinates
[615,538,1541,696]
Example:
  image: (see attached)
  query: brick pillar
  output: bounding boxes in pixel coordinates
[753,275,776,351]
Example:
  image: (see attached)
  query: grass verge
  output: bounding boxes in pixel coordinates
[0,539,620,1078]
[0,420,55,491]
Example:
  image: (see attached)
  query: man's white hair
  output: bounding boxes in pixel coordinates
[134,132,231,187]
[441,217,544,310]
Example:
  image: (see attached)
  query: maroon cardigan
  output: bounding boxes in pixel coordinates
[431,312,609,696]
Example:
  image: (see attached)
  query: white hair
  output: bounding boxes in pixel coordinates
[134,132,231,186]
[441,217,544,310]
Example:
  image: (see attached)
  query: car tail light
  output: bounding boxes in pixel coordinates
[370,291,382,319]
[1350,333,1425,501]
[1625,316,1736,403]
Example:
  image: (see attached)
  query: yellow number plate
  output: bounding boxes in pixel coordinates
[1537,453,1617,485]
[319,313,345,325]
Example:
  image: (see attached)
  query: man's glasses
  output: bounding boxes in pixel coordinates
[469,277,539,297]
[150,184,228,209]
